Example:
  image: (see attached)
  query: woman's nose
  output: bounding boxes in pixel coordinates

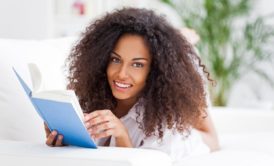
[117,65,129,79]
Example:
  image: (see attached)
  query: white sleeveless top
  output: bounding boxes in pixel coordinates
[95,102,210,162]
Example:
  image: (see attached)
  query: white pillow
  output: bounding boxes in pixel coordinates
[0,37,77,142]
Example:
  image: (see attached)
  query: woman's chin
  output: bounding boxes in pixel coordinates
[112,91,137,101]
[113,94,131,100]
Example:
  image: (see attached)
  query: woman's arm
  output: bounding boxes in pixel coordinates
[194,112,220,152]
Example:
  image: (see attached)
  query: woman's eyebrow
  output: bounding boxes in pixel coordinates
[111,51,121,57]
[112,51,148,61]
[132,58,148,61]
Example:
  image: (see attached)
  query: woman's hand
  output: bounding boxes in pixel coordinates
[44,123,64,147]
[84,109,132,147]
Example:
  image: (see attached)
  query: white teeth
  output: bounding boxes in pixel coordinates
[115,81,131,88]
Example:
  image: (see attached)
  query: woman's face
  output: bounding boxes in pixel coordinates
[107,34,151,102]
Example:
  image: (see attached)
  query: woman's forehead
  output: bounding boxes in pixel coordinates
[113,34,151,61]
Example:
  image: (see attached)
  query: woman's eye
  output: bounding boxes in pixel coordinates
[132,62,144,68]
[111,57,120,63]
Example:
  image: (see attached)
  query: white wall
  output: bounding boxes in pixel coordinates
[253,0,274,18]
[0,0,181,39]
[0,0,54,39]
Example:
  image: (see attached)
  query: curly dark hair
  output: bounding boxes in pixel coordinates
[67,7,211,139]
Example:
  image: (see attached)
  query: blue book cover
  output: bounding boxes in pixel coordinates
[13,67,97,148]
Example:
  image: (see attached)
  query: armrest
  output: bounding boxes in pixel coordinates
[0,140,172,166]
[210,107,274,134]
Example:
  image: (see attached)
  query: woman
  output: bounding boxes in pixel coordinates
[45,7,219,161]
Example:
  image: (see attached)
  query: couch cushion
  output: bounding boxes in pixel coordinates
[0,140,172,166]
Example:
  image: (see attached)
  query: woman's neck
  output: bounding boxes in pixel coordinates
[114,97,137,118]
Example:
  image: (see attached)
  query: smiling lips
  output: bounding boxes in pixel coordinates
[114,81,132,90]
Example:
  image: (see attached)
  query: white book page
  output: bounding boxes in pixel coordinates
[28,63,42,92]
[28,63,84,123]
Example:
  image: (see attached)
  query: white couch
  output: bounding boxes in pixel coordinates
[1,38,274,166]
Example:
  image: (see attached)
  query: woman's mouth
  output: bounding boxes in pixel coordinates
[113,81,132,90]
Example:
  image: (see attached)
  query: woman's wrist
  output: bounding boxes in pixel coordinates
[115,132,133,147]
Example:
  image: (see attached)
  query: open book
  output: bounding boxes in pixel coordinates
[13,64,97,148]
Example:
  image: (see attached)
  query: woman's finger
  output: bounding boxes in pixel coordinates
[84,109,111,122]
[87,121,105,135]
[90,121,114,134]
[46,130,57,146]
[44,123,51,137]
[88,114,113,127]
[55,135,63,146]
[93,129,113,139]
